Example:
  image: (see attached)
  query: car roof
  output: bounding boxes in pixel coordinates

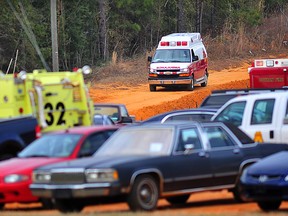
[50,125,121,135]
[223,91,288,103]
[143,108,217,122]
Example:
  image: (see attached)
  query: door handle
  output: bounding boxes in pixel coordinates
[233,149,240,154]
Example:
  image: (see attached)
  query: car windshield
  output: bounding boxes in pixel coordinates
[94,128,174,156]
[152,49,191,63]
[94,106,120,122]
[18,134,82,158]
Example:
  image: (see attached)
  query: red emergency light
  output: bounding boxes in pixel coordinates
[255,60,264,67]
[19,107,24,114]
[160,41,188,46]
[160,41,169,46]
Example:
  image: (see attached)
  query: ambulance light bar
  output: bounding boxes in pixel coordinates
[252,59,288,68]
[160,41,188,47]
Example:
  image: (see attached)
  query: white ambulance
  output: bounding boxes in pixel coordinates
[148,33,208,92]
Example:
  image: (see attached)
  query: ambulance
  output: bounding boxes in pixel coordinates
[0,66,94,133]
[147,33,208,91]
[248,59,288,88]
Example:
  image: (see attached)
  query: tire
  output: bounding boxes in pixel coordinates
[166,194,190,205]
[201,73,208,87]
[127,174,159,211]
[232,183,246,203]
[54,199,84,213]
[257,200,282,211]
[41,198,55,210]
[0,203,4,210]
[187,77,194,91]
[149,85,156,92]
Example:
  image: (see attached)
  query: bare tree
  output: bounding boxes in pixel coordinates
[177,0,185,32]
[99,0,108,60]
[195,0,204,33]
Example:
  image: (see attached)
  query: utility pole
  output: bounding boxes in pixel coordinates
[51,0,59,71]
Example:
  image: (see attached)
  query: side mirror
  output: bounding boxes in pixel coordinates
[121,116,133,124]
[147,56,152,62]
[283,117,288,124]
[193,56,199,61]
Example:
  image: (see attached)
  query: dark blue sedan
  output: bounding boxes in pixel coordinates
[240,151,288,211]
[30,122,288,213]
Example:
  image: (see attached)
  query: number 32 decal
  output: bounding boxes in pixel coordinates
[44,102,66,126]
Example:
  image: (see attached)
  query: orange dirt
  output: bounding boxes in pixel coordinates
[89,62,250,120]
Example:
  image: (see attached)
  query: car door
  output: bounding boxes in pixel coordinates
[166,126,212,192]
[203,125,243,187]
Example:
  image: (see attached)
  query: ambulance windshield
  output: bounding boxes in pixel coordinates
[152,49,191,63]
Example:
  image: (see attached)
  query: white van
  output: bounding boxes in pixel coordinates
[148,33,208,92]
[211,91,288,144]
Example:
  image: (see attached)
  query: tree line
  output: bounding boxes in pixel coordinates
[0,0,287,72]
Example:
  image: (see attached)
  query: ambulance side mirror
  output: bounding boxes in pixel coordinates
[283,116,288,124]
[147,56,152,62]
[193,56,199,61]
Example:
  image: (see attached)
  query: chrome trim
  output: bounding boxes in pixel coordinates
[30,182,112,198]
[149,80,191,85]
[162,184,234,197]
[171,174,213,182]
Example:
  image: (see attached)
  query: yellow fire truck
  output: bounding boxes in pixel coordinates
[0,66,94,133]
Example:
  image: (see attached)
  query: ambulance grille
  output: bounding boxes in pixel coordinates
[157,74,180,79]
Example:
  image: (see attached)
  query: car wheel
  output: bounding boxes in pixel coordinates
[166,194,190,205]
[55,199,84,213]
[149,85,156,92]
[127,174,159,211]
[201,73,208,87]
[41,198,55,209]
[0,203,4,209]
[232,183,246,203]
[257,200,282,211]
[187,77,194,91]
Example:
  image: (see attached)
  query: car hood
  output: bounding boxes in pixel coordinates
[248,151,288,175]
[0,158,69,176]
[36,155,157,171]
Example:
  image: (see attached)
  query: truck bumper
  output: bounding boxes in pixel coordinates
[148,79,191,85]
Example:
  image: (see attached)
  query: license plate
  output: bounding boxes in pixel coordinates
[53,189,72,198]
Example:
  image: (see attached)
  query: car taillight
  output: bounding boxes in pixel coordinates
[35,125,42,138]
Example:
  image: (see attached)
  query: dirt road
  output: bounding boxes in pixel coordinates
[89,62,250,121]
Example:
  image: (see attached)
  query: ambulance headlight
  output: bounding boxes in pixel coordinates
[18,71,27,80]
[150,68,156,73]
[180,68,189,72]
[82,65,92,75]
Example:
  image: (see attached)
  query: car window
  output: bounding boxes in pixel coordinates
[79,130,116,157]
[176,127,202,152]
[251,99,275,125]
[204,126,236,148]
[95,128,173,156]
[214,101,246,127]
